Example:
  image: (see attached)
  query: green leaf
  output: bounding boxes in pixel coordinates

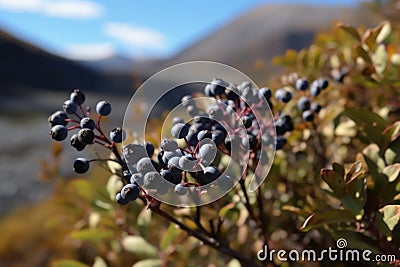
[132,259,162,267]
[121,236,159,258]
[337,23,361,41]
[340,195,363,216]
[385,137,400,165]
[51,260,89,267]
[320,169,345,196]
[160,223,179,251]
[355,44,372,64]
[375,212,392,237]
[333,230,380,254]
[379,205,400,231]
[301,209,354,231]
[362,144,386,173]
[382,164,400,182]
[70,229,113,243]
[137,208,152,238]
[342,108,389,147]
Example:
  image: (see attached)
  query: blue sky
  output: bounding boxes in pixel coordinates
[0,0,363,60]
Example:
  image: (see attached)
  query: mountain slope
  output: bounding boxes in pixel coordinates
[140,4,376,82]
[0,29,133,95]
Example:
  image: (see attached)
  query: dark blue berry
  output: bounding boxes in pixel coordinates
[302,110,315,121]
[172,117,184,125]
[174,184,188,196]
[296,78,309,91]
[171,123,190,139]
[209,78,227,96]
[73,157,90,173]
[297,97,311,111]
[204,166,220,183]
[131,173,144,186]
[145,142,155,157]
[70,133,86,151]
[116,192,129,205]
[80,117,96,130]
[207,105,223,121]
[48,111,68,127]
[225,84,240,100]
[179,155,199,171]
[181,95,193,107]
[212,130,226,146]
[275,89,292,103]
[70,89,85,105]
[240,115,253,128]
[63,100,78,115]
[78,128,95,144]
[186,105,200,117]
[311,102,322,113]
[160,139,179,151]
[197,130,212,141]
[110,127,125,143]
[50,125,68,141]
[121,184,140,201]
[96,101,112,116]
[143,171,162,189]
[258,87,272,100]
[310,81,321,96]
[318,78,329,90]
[137,157,156,174]
[276,136,287,150]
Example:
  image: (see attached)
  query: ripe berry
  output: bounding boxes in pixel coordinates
[63,100,78,115]
[241,87,258,104]
[78,128,95,144]
[297,97,311,111]
[96,101,112,116]
[240,115,253,128]
[310,81,321,96]
[296,78,309,91]
[212,130,226,146]
[318,78,329,90]
[207,105,223,121]
[110,127,125,143]
[70,89,85,105]
[130,173,144,186]
[217,174,234,191]
[311,102,322,113]
[123,144,147,164]
[225,84,240,100]
[80,117,96,130]
[204,166,220,183]
[143,171,162,189]
[160,139,179,151]
[179,155,199,171]
[197,130,212,141]
[186,105,200,117]
[70,133,86,151]
[171,123,190,139]
[209,78,228,96]
[276,136,287,150]
[145,142,155,157]
[50,125,68,141]
[116,192,129,205]
[275,118,287,135]
[174,184,188,196]
[275,89,292,103]
[258,87,272,100]
[198,143,217,162]
[302,110,315,121]
[172,117,185,125]
[137,157,156,174]
[48,111,68,127]
[73,158,90,173]
[181,95,193,107]
[120,184,140,201]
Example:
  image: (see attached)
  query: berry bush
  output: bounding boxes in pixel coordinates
[1,5,400,267]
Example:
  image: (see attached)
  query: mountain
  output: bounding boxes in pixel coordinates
[77,55,137,74]
[138,4,376,83]
[0,29,134,95]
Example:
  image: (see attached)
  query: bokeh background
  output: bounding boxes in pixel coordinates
[0,0,397,266]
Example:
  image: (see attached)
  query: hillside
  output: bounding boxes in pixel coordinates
[138,4,376,82]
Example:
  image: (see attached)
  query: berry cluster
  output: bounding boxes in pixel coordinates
[48,89,125,174]
[47,75,330,206]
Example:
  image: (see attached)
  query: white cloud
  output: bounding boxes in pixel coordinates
[63,43,115,60]
[104,22,166,49]
[0,0,103,19]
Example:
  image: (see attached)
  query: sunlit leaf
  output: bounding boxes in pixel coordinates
[379,205,400,231]
[372,44,388,74]
[320,168,345,196]
[160,223,179,251]
[51,260,89,267]
[69,229,112,242]
[301,209,354,231]
[376,21,391,43]
[93,257,108,267]
[121,235,159,258]
[132,259,162,267]
[382,164,400,182]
